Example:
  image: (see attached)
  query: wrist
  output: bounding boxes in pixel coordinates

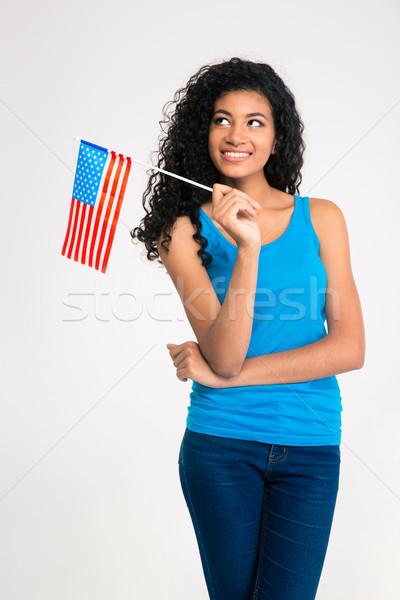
[237,243,261,258]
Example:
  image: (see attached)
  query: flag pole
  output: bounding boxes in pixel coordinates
[72,137,213,193]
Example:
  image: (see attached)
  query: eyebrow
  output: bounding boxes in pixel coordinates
[212,109,268,119]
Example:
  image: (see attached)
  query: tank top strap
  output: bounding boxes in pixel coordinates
[291,195,320,253]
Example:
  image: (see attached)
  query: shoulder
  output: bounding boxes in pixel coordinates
[308,196,348,243]
[308,196,351,270]
[309,196,345,223]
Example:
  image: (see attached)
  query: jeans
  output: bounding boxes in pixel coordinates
[178,428,341,600]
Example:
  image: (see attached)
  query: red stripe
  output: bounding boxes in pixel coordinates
[95,154,124,271]
[81,205,94,265]
[101,158,132,274]
[61,197,76,256]
[73,202,87,262]
[66,200,81,259]
[88,152,116,268]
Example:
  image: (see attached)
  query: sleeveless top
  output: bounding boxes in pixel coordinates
[186,195,343,446]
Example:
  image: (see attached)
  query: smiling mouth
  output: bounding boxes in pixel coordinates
[220,151,252,163]
[221,151,252,157]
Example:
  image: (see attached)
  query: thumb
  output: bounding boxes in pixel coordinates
[213,183,233,193]
[213,182,233,201]
[166,343,178,348]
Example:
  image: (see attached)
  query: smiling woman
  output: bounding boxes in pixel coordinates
[130,57,365,600]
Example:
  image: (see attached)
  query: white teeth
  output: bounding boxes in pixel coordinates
[223,152,251,158]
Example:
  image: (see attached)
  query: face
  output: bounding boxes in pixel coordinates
[208,89,276,184]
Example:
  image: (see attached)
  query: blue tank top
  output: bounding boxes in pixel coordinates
[187,194,342,446]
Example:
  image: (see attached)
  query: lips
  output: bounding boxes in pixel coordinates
[220,150,252,162]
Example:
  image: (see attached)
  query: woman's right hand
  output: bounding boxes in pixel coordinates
[211,184,262,251]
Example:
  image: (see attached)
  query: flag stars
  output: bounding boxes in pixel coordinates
[72,142,109,205]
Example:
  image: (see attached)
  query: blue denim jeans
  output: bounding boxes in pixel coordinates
[178,428,341,600]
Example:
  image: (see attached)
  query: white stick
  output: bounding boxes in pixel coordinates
[72,137,213,193]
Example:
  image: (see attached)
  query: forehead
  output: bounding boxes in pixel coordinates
[213,90,272,114]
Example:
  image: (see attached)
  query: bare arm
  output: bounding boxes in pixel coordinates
[200,245,260,376]
[158,184,261,377]
[208,334,363,388]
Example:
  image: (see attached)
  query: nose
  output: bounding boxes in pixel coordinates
[225,123,248,146]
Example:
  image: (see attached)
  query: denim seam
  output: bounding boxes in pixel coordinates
[180,435,216,600]
[270,446,288,463]
[251,484,268,599]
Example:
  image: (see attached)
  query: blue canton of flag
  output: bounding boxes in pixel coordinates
[72,142,108,206]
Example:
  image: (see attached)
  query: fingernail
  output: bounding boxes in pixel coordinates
[255,201,261,209]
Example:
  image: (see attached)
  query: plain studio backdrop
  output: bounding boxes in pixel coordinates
[1,0,399,598]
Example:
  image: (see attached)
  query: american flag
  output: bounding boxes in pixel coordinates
[61,139,131,274]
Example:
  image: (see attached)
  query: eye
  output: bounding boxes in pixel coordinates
[213,117,230,125]
[248,119,263,127]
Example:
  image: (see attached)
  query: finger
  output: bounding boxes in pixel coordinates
[172,350,189,368]
[220,199,257,219]
[166,343,182,359]
[176,365,189,382]
[213,183,233,194]
[171,352,187,369]
[212,185,229,206]
[220,189,260,211]
[177,353,188,368]
[214,192,260,220]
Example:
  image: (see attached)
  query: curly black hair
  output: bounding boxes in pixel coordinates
[130,56,306,268]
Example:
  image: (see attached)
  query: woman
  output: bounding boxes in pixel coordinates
[131,57,365,600]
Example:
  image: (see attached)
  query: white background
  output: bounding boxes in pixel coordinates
[1,0,399,598]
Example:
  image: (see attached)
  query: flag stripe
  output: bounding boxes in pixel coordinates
[101,157,132,274]
[88,151,117,268]
[74,201,88,262]
[81,205,94,265]
[67,199,81,259]
[95,154,124,271]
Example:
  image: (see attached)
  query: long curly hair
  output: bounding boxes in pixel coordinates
[130,57,306,267]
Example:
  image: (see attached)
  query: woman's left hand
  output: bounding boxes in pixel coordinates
[166,341,222,388]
